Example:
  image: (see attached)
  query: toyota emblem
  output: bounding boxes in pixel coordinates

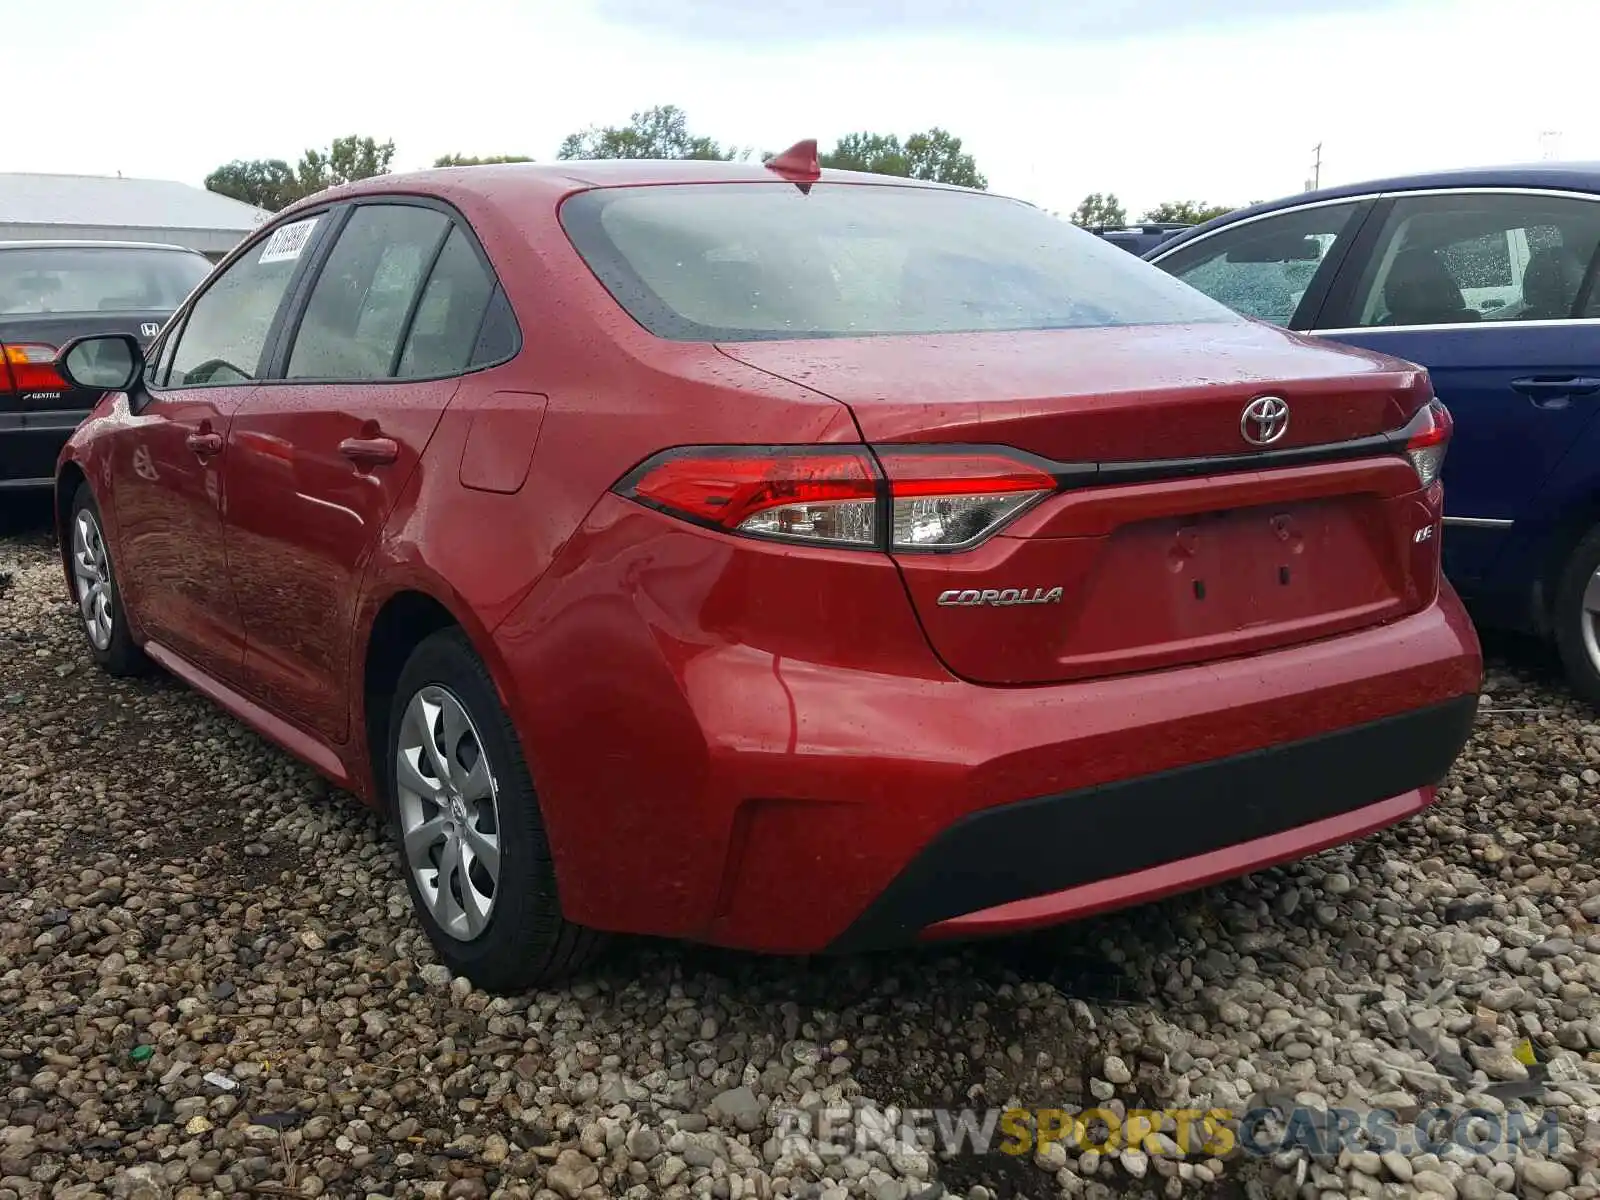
[1240,395,1290,446]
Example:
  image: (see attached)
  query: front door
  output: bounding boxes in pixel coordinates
[108,384,251,680]
[223,203,502,742]
[109,218,321,682]
[1311,190,1600,590]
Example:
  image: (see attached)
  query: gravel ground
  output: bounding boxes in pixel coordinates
[2,511,1599,1200]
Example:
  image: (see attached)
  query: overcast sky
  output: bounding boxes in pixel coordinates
[17,0,1600,216]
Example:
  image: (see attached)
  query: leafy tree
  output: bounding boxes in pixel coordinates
[204,159,298,212]
[295,135,396,194]
[433,153,535,167]
[819,128,987,189]
[1069,193,1127,228]
[1142,200,1236,225]
[819,132,908,177]
[557,105,734,161]
[204,135,395,212]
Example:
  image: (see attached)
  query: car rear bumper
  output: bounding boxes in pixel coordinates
[495,499,1483,954]
[0,410,86,487]
[828,697,1472,951]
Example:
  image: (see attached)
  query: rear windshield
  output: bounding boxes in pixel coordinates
[561,183,1237,341]
[0,246,210,315]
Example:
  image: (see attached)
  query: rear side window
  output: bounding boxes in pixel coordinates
[397,227,498,377]
[287,205,449,380]
[560,183,1235,341]
[0,246,209,316]
[1156,202,1364,327]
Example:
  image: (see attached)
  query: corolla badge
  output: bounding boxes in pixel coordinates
[1240,395,1290,446]
[937,587,1064,607]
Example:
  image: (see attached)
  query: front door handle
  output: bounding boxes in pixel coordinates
[185,431,223,456]
[1511,376,1600,407]
[339,436,399,466]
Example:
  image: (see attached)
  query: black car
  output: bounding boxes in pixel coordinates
[1,240,211,489]
[1092,223,1193,256]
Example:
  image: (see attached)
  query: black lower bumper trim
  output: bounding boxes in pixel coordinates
[828,695,1478,953]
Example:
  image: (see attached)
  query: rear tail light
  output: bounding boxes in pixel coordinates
[1403,399,1452,488]
[876,449,1056,549]
[0,342,66,395]
[618,448,879,547]
[617,446,1056,551]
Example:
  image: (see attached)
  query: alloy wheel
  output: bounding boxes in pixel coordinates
[1582,567,1600,678]
[71,509,115,652]
[395,685,502,941]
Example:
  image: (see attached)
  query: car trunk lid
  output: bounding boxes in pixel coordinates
[719,321,1444,684]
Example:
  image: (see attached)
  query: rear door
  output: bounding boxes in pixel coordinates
[1309,189,1600,590]
[223,200,509,742]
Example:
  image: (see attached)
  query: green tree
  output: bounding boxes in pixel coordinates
[1142,200,1236,225]
[433,153,535,167]
[557,105,734,161]
[204,159,298,212]
[204,135,395,212]
[1069,193,1127,228]
[818,128,987,188]
[295,135,396,195]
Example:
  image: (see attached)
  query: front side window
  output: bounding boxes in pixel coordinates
[286,205,449,381]
[1348,192,1600,327]
[167,217,321,387]
[0,246,209,316]
[1155,202,1364,327]
[561,183,1236,341]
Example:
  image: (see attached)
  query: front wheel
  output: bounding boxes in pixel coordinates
[1552,524,1600,706]
[388,628,604,991]
[66,484,146,676]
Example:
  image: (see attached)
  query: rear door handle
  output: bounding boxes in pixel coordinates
[185,431,223,456]
[339,436,399,466]
[1511,376,1600,405]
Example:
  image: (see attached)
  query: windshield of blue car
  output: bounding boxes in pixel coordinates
[0,246,210,315]
[561,182,1240,341]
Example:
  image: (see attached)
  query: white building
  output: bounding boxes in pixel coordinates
[0,173,271,260]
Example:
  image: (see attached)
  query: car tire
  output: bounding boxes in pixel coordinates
[388,628,604,991]
[66,483,147,677]
[1553,523,1600,706]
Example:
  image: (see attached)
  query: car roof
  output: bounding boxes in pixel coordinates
[0,239,204,253]
[278,158,979,218]
[1153,161,1600,256]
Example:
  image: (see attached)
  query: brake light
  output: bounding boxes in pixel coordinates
[619,448,879,546]
[1403,399,1453,488]
[0,343,66,394]
[876,449,1055,549]
[616,446,1056,551]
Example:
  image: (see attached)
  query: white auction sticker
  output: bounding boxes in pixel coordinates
[258,218,317,264]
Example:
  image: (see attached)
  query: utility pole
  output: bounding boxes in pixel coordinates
[1307,143,1322,191]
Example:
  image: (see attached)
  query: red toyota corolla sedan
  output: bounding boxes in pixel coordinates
[51,145,1482,991]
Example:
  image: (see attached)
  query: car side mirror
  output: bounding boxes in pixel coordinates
[56,334,144,393]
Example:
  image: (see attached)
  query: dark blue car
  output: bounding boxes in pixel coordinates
[1149,164,1600,701]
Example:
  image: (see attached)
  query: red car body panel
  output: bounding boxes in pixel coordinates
[717,321,1420,460]
[54,161,1483,957]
